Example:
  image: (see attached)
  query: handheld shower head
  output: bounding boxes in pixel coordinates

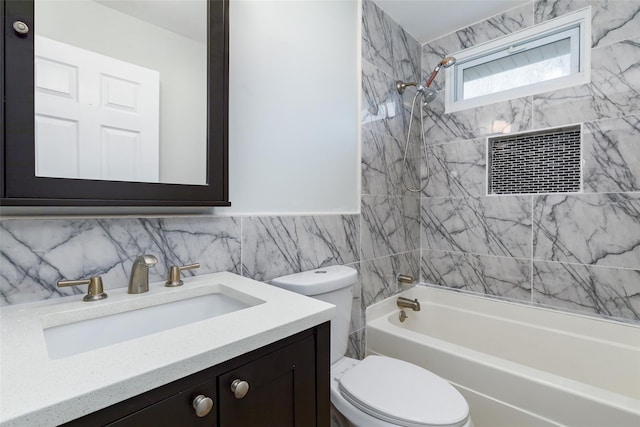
[425,55,457,88]
[440,56,457,68]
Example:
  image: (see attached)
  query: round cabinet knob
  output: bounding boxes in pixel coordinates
[230,379,249,399]
[12,21,29,35]
[192,394,214,417]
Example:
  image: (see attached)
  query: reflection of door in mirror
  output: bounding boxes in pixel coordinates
[34,0,207,185]
[35,36,160,182]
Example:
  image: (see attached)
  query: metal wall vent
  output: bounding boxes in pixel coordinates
[488,125,581,195]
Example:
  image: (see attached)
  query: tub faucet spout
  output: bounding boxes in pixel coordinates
[128,254,158,294]
[397,296,421,311]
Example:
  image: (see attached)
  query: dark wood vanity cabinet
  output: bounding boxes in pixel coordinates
[218,332,318,427]
[61,323,330,427]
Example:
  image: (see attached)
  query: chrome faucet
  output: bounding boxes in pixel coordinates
[128,254,158,294]
[397,296,421,311]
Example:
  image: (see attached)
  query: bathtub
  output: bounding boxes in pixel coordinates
[365,286,640,427]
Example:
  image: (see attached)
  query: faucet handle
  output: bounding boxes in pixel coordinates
[165,263,200,287]
[57,276,108,302]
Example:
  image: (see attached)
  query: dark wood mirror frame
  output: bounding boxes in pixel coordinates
[1,0,230,207]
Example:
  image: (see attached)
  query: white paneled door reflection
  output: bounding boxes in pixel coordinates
[34,36,160,182]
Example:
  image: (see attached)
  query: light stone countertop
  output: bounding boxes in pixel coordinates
[0,271,335,426]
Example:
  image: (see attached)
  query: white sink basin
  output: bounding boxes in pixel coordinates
[43,291,258,359]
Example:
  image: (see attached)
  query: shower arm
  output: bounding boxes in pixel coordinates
[396,80,418,95]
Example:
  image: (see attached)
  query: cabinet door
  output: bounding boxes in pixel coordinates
[106,379,217,427]
[218,335,316,427]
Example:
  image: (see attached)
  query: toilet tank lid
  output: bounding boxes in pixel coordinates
[271,265,357,295]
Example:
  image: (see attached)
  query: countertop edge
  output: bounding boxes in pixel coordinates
[0,272,335,426]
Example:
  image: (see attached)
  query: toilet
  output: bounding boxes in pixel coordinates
[271,265,473,427]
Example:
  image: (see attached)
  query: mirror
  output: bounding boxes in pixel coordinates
[1,0,229,206]
[34,0,207,185]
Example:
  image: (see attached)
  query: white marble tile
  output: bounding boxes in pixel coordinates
[359,250,420,309]
[0,217,241,305]
[360,195,420,260]
[420,4,534,142]
[534,0,640,48]
[362,0,421,82]
[423,138,487,197]
[422,195,533,258]
[583,115,640,193]
[533,37,640,126]
[421,3,533,93]
[422,96,533,145]
[533,194,640,269]
[533,260,640,322]
[346,328,366,361]
[241,215,359,282]
[361,128,421,197]
[362,60,422,143]
[421,250,531,302]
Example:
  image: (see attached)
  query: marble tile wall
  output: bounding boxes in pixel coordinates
[0,0,423,363]
[354,0,422,357]
[0,215,358,305]
[420,0,640,324]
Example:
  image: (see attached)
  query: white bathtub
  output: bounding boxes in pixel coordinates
[365,286,640,427]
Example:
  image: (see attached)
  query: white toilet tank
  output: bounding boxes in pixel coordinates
[271,265,357,364]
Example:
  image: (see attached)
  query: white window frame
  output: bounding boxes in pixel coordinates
[445,7,591,113]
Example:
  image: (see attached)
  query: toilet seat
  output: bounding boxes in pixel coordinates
[338,356,469,427]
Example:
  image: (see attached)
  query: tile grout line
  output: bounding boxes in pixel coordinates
[240,217,244,278]
[530,194,534,305]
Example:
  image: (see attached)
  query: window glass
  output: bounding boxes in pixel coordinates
[462,36,572,100]
[445,8,590,113]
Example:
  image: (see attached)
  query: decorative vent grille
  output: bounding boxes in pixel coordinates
[488,125,581,194]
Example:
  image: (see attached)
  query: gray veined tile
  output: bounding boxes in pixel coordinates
[534,0,640,48]
[421,250,531,302]
[533,260,640,322]
[422,96,533,145]
[422,138,487,198]
[583,116,640,193]
[91,217,242,282]
[150,217,242,275]
[422,195,533,258]
[361,128,421,197]
[533,38,640,126]
[360,195,420,260]
[362,0,421,82]
[422,3,532,74]
[346,328,366,361]
[362,0,395,76]
[453,2,533,47]
[362,61,420,143]
[344,262,364,335]
[533,193,640,269]
[241,215,359,282]
[0,217,242,305]
[359,250,420,308]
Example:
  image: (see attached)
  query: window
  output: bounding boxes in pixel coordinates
[445,8,590,113]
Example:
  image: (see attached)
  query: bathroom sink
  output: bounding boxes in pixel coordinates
[43,291,257,359]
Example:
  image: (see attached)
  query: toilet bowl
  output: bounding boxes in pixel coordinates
[331,357,472,427]
[271,266,473,427]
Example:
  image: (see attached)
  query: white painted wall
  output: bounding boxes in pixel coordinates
[226,0,360,214]
[35,0,207,185]
[35,0,360,213]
